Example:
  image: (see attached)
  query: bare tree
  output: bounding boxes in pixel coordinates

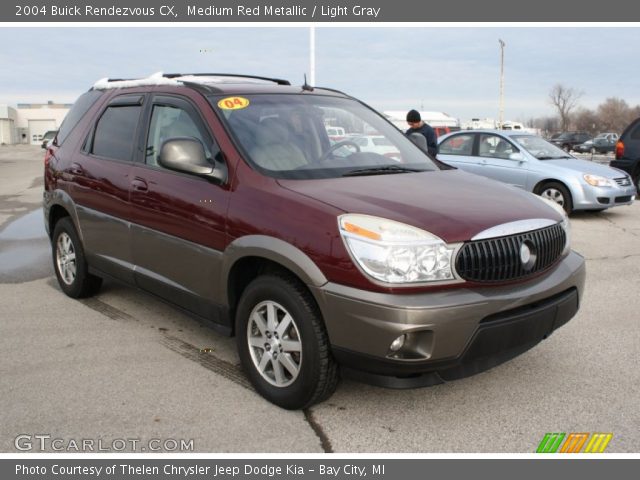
[597,97,632,133]
[573,108,599,135]
[549,84,583,131]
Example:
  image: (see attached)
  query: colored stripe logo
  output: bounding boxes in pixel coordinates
[537,433,612,453]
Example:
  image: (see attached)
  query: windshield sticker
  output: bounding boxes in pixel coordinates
[218,97,250,110]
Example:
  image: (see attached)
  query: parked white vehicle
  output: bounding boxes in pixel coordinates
[325,126,346,142]
[348,134,401,160]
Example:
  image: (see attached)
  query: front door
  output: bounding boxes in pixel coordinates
[129,94,231,323]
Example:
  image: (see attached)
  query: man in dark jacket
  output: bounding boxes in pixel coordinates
[406,109,437,157]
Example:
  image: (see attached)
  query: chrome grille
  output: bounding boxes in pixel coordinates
[456,223,566,283]
[614,176,631,187]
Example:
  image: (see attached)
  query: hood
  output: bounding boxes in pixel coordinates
[546,157,627,178]
[278,170,562,243]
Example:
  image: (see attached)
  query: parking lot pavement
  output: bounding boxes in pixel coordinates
[1,145,639,453]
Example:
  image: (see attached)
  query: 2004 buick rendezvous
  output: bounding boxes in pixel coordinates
[44,73,585,409]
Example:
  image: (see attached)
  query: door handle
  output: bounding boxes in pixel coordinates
[131,178,148,192]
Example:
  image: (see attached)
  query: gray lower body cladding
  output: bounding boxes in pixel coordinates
[311,251,586,385]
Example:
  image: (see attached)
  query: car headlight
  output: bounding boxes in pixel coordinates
[583,174,613,187]
[338,214,458,284]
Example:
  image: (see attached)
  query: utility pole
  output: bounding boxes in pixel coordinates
[498,39,505,128]
[310,26,316,85]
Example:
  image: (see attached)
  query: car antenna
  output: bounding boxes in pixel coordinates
[302,74,314,92]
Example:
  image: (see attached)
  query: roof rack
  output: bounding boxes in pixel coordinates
[162,73,291,86]
[92,72,292,91]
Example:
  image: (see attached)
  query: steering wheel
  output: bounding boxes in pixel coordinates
[318,140,361,162]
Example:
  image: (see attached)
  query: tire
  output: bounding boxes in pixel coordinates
[634,170,640,195]
[537,181,573,214]
[235,274,338,410]
[52,217,102,298]
[562,144,570,152]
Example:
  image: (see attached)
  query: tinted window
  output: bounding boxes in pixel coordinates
[92,105,141,161]
[57,90,103,145]
[439,134,474,155]
[630,121,640,140]
[146,104,212,167]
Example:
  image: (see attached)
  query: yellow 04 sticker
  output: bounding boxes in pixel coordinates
[217,97,250,110]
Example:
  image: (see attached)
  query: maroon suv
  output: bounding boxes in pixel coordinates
[44,73,585,409]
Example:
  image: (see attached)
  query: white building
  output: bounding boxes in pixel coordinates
[384,111,460,131]
[0,101,71,145]
[0,105,18,145]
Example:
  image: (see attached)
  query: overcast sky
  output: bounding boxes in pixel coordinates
[1,26,639,122]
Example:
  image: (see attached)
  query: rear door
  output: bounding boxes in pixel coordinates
[129,92,232,322]
[71,93,145,283]
[436,133,481,173]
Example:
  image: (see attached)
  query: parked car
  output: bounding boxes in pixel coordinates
[44,73,585,409]
[550,132,591,152]
[325,126,346,143]
[347,134,400,160]
[594,132,619,142]
[437,130,636,213]
[610,117,640,194]
[573,137,616,154]
[40,130,57,149]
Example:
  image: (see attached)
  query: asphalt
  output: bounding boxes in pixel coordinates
[0,145,638,453]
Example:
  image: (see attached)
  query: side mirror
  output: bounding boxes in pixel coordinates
[159,138,226,182]
[509,152,525,162]
[408,132,429,153]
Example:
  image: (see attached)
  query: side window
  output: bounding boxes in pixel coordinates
[630,122,640,140]
[146,104,211,167]
[479,134,516,159]
[438,134,474,156]
[92,105,142,161]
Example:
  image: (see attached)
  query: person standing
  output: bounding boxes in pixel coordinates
[406,109,437,156]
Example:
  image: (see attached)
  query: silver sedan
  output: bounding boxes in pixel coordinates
[437,130,636,213]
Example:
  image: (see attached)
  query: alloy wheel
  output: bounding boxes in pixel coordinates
[541,187,565,207]
[247,300,302,388]
[55,232,77,285]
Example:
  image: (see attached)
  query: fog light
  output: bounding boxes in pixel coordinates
[389,334,406,352]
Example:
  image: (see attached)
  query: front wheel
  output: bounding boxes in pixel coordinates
[235,274,338,409]
[537,182,573,214]
[52,217,102,298]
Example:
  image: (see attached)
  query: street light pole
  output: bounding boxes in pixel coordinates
[498,39,505,128]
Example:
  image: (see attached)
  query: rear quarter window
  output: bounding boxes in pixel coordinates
[56,90,104,145]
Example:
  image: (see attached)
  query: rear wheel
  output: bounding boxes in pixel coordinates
[537,182,573,214]
[52,217,102,298]
[235,274,338,409]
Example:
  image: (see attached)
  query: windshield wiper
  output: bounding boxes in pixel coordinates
[342,165,423,177]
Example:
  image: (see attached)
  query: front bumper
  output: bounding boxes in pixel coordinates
[311,251,585,386]
[573,182,636,210]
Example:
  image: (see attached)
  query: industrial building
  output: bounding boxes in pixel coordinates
[0,101,71,145]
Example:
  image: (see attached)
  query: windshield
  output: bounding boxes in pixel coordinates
[512,135,572,160]
[210,94,439,179]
